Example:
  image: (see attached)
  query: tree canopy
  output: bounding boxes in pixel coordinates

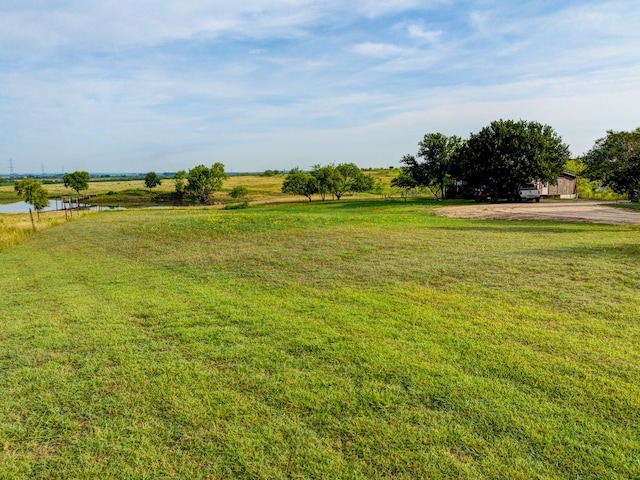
[186,163,227,204]
[311,164,340,201]
[144,171,162,190]
[582,127,640,195]
[399,133,462,199]
[390,165,419,201]
[14,178,50,213]
[454,119,570,194]
[282,164,373,202]
[331,163,374,200]
[15,178,50,229]
[281,168,317,202]
[174,170,186,198]
[62,171,90,195]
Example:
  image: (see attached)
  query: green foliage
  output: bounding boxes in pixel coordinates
[582,127,640,195]
[186,163,228,204]
[223,200,249,210]
[371,178,391,199]
[455,119,570,193]
[332,163,374,200]
[400,133,462,199]
[62,171,90,195]
[14,178,50,212]
[390,166,419,201]
[281,168,318,201]
[144,171,162,190]
[262,169,280,177]
[310,164,340,200]
[174,170,186,198]
[564,158,586,175]
[229,185,249,200]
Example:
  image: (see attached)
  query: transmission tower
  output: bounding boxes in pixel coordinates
[8,158,14,181]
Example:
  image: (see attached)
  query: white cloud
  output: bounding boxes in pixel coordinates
[1,1,640,173]
[407,25,441,43]
[353,42,408,58]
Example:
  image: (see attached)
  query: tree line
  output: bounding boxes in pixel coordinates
[12,122,640,220]
[393,119,640,200]
[281,163,374,202]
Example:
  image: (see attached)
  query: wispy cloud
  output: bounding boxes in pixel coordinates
[1,1,640,173]
[353,42,409,58]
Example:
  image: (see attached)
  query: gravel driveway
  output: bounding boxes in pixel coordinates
[435,201,640,225]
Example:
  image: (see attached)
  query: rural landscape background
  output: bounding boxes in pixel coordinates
[3,0,640,478]
[1,171,639,478]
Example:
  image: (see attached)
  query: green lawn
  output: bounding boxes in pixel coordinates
[1,200,638,478]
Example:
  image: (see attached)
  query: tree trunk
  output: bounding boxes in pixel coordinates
[29,208,35,231]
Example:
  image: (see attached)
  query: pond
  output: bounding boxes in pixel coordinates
[0,200,100,214]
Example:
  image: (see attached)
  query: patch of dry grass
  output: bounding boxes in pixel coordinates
[0,210,94,251]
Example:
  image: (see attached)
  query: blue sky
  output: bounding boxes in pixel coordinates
[2,1,639,174]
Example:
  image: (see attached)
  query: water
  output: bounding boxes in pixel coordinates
[0,200,98,214]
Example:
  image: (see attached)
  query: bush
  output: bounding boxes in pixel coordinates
[224,201,249,210]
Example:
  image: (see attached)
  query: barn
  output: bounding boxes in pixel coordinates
[538,172,578,199]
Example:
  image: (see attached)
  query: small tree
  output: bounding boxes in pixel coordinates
[174,170,186,199]
[390,168,418,201]
[229,185,249,200]
[402,132,462,199]
[14,178,50,229]
[62,171,90,195]
[332,163,374,200]
[144,171,162,191]
[281,168,317,202]
[186,163,228,204]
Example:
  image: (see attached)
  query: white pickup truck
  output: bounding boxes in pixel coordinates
[515,183,541,202]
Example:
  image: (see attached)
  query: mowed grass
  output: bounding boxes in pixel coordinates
[0,200,638,479]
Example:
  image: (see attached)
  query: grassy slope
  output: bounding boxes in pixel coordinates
[1,200,639,479]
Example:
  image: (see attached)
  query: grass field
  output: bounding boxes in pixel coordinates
[1,199,639,478]
[0,169,397,207]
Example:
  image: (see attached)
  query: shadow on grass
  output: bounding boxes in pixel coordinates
[428,221,622,234]
[312,198,443,210]
[524,243,640,259]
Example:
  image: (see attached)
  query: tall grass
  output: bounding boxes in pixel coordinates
[0,210,93,251]
[0,200,638,478]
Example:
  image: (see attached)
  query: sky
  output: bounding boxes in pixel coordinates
[2,1,640,174]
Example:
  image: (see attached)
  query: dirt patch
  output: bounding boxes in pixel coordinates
[435,201,640,225]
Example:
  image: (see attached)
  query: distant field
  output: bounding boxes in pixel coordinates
[1,200,638,478]
[0,169,398,206]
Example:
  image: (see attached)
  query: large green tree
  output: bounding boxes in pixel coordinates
[454,120,570,195]
[582,128,640,196]
[311,164,340,201]
[62,171,90,195]
[399,133,462,199]
[281,168,318,202]
[186,163,227,204]
[14,178,49,228]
